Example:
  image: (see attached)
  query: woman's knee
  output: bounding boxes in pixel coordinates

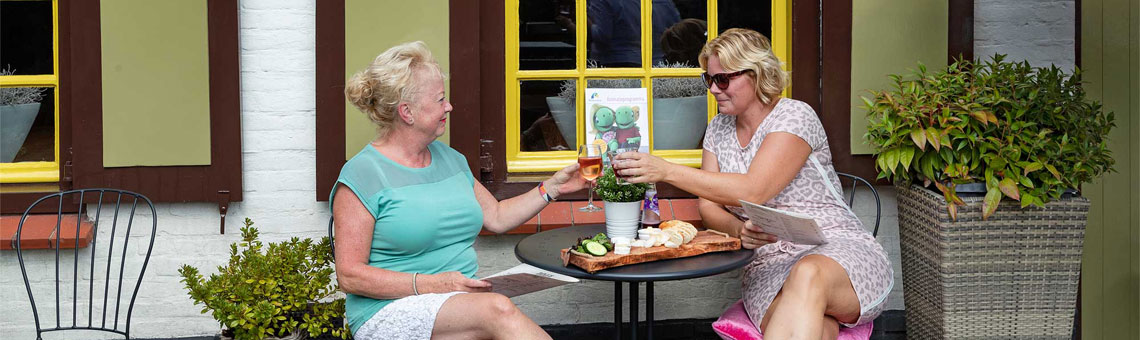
[784,257,826,290]
[477,293,523,319]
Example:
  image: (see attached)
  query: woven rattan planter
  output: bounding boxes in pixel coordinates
[898,184,1088,340]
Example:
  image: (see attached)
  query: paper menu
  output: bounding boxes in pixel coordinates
[737,200,828,245]
[585,88,650,153]
[481,264,579,298]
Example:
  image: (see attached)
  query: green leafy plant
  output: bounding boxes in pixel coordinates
[863,55,1115,220]
[179,218,349,340]
[594,166,651,202]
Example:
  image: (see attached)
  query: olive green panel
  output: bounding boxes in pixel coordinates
[1081,0,1139,339]
[100,0,211,167]
[345,0,450,160]
[849,1,947,155]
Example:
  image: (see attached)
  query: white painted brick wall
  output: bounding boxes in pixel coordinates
[975,0,1076,70]
[1,1,1078,338]
[1,1,323,338]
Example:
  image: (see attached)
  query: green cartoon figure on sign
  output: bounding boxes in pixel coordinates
[614,105,641,150]
[592,104,619,151]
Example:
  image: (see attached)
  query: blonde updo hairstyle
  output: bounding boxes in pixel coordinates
[698,28,788,105]
[345,41,445,138]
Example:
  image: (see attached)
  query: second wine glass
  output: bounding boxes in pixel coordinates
[577,144,603,212]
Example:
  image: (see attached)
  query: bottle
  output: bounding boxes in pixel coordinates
[641,183,661,228]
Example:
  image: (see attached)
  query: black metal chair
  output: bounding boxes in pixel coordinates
[328,216,335,259]
[15,189,158,340]
[835,172,881,237]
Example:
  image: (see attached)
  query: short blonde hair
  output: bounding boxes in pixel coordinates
[698,29,788,105]
[345,41,445,138]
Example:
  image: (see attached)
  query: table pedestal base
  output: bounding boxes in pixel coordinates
[614,281,655,340]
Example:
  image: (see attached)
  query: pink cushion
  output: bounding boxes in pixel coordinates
[712,300,873,340]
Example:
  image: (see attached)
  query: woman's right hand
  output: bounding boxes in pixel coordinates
[740,220,778,249]
[429,271,492,294]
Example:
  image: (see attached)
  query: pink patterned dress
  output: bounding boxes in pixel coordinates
[702,98,893,328]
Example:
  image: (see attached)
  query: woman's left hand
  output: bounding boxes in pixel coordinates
[611,151,673,183]
[546,163,590,199]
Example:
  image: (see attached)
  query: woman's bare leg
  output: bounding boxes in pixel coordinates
[758,255,861,340]
[820,315,839,340]
[431,292,551,340]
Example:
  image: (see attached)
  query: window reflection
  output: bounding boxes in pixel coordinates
[654,0,710,68]
[587,0,649,68]
[717,0,772,39]
[520,0,577,70]
[521,80,576,151]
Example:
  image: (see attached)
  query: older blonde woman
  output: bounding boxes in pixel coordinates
[613,29,892,339]
[332,41,586,340]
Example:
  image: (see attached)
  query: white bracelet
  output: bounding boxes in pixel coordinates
[412,272,420,295]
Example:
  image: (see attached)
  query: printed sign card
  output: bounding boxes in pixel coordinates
[585,88,650,153]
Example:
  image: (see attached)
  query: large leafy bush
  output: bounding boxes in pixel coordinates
[179,218,349,340]
[863,55,1115,220]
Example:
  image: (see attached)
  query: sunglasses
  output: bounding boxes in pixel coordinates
[700,70,750,90]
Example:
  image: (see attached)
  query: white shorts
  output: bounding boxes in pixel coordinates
[352,292,466,340]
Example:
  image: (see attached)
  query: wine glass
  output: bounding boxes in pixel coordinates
[578,144,604,212]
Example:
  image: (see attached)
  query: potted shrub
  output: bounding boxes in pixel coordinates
[594,167,651,239]
[179,218,350,340]
[862,55,1115,339]
[550,61,708,150]
[0,66,47,163]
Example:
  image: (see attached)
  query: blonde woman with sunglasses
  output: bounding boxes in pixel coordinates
[613,28,892,340]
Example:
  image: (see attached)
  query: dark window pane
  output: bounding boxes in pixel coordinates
[717,0,772,40]
[654,0,704,67]
[651,77,706,150]
[520,0,577,70]
[1,0,54,75]
[521,80,576,151]
[1,87,54,163]
[587,0,642,68]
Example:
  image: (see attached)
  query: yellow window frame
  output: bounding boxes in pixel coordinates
[0,0,60,183]
[505,0,791,173]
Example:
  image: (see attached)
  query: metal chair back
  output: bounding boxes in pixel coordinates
[834,172,881,237]
[14,189,158,340]
[328,216,335,259]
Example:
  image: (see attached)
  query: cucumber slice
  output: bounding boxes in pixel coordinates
[584,241,608,256]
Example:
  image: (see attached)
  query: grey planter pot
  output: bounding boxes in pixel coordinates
[546,97,577,147]
[547,95,708,150]
[651,96,707,150]
[897,184,1087,340]
[1,102,41,163]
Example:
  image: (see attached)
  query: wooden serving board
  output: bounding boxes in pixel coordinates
[560,230,742,273]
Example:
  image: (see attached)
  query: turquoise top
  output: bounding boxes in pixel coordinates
[330,141,483,334]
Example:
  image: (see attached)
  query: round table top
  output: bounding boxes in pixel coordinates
[514,224,755,282]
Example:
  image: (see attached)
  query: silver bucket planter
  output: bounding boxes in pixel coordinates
[604,200,641,240]
[1,102,41,163]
